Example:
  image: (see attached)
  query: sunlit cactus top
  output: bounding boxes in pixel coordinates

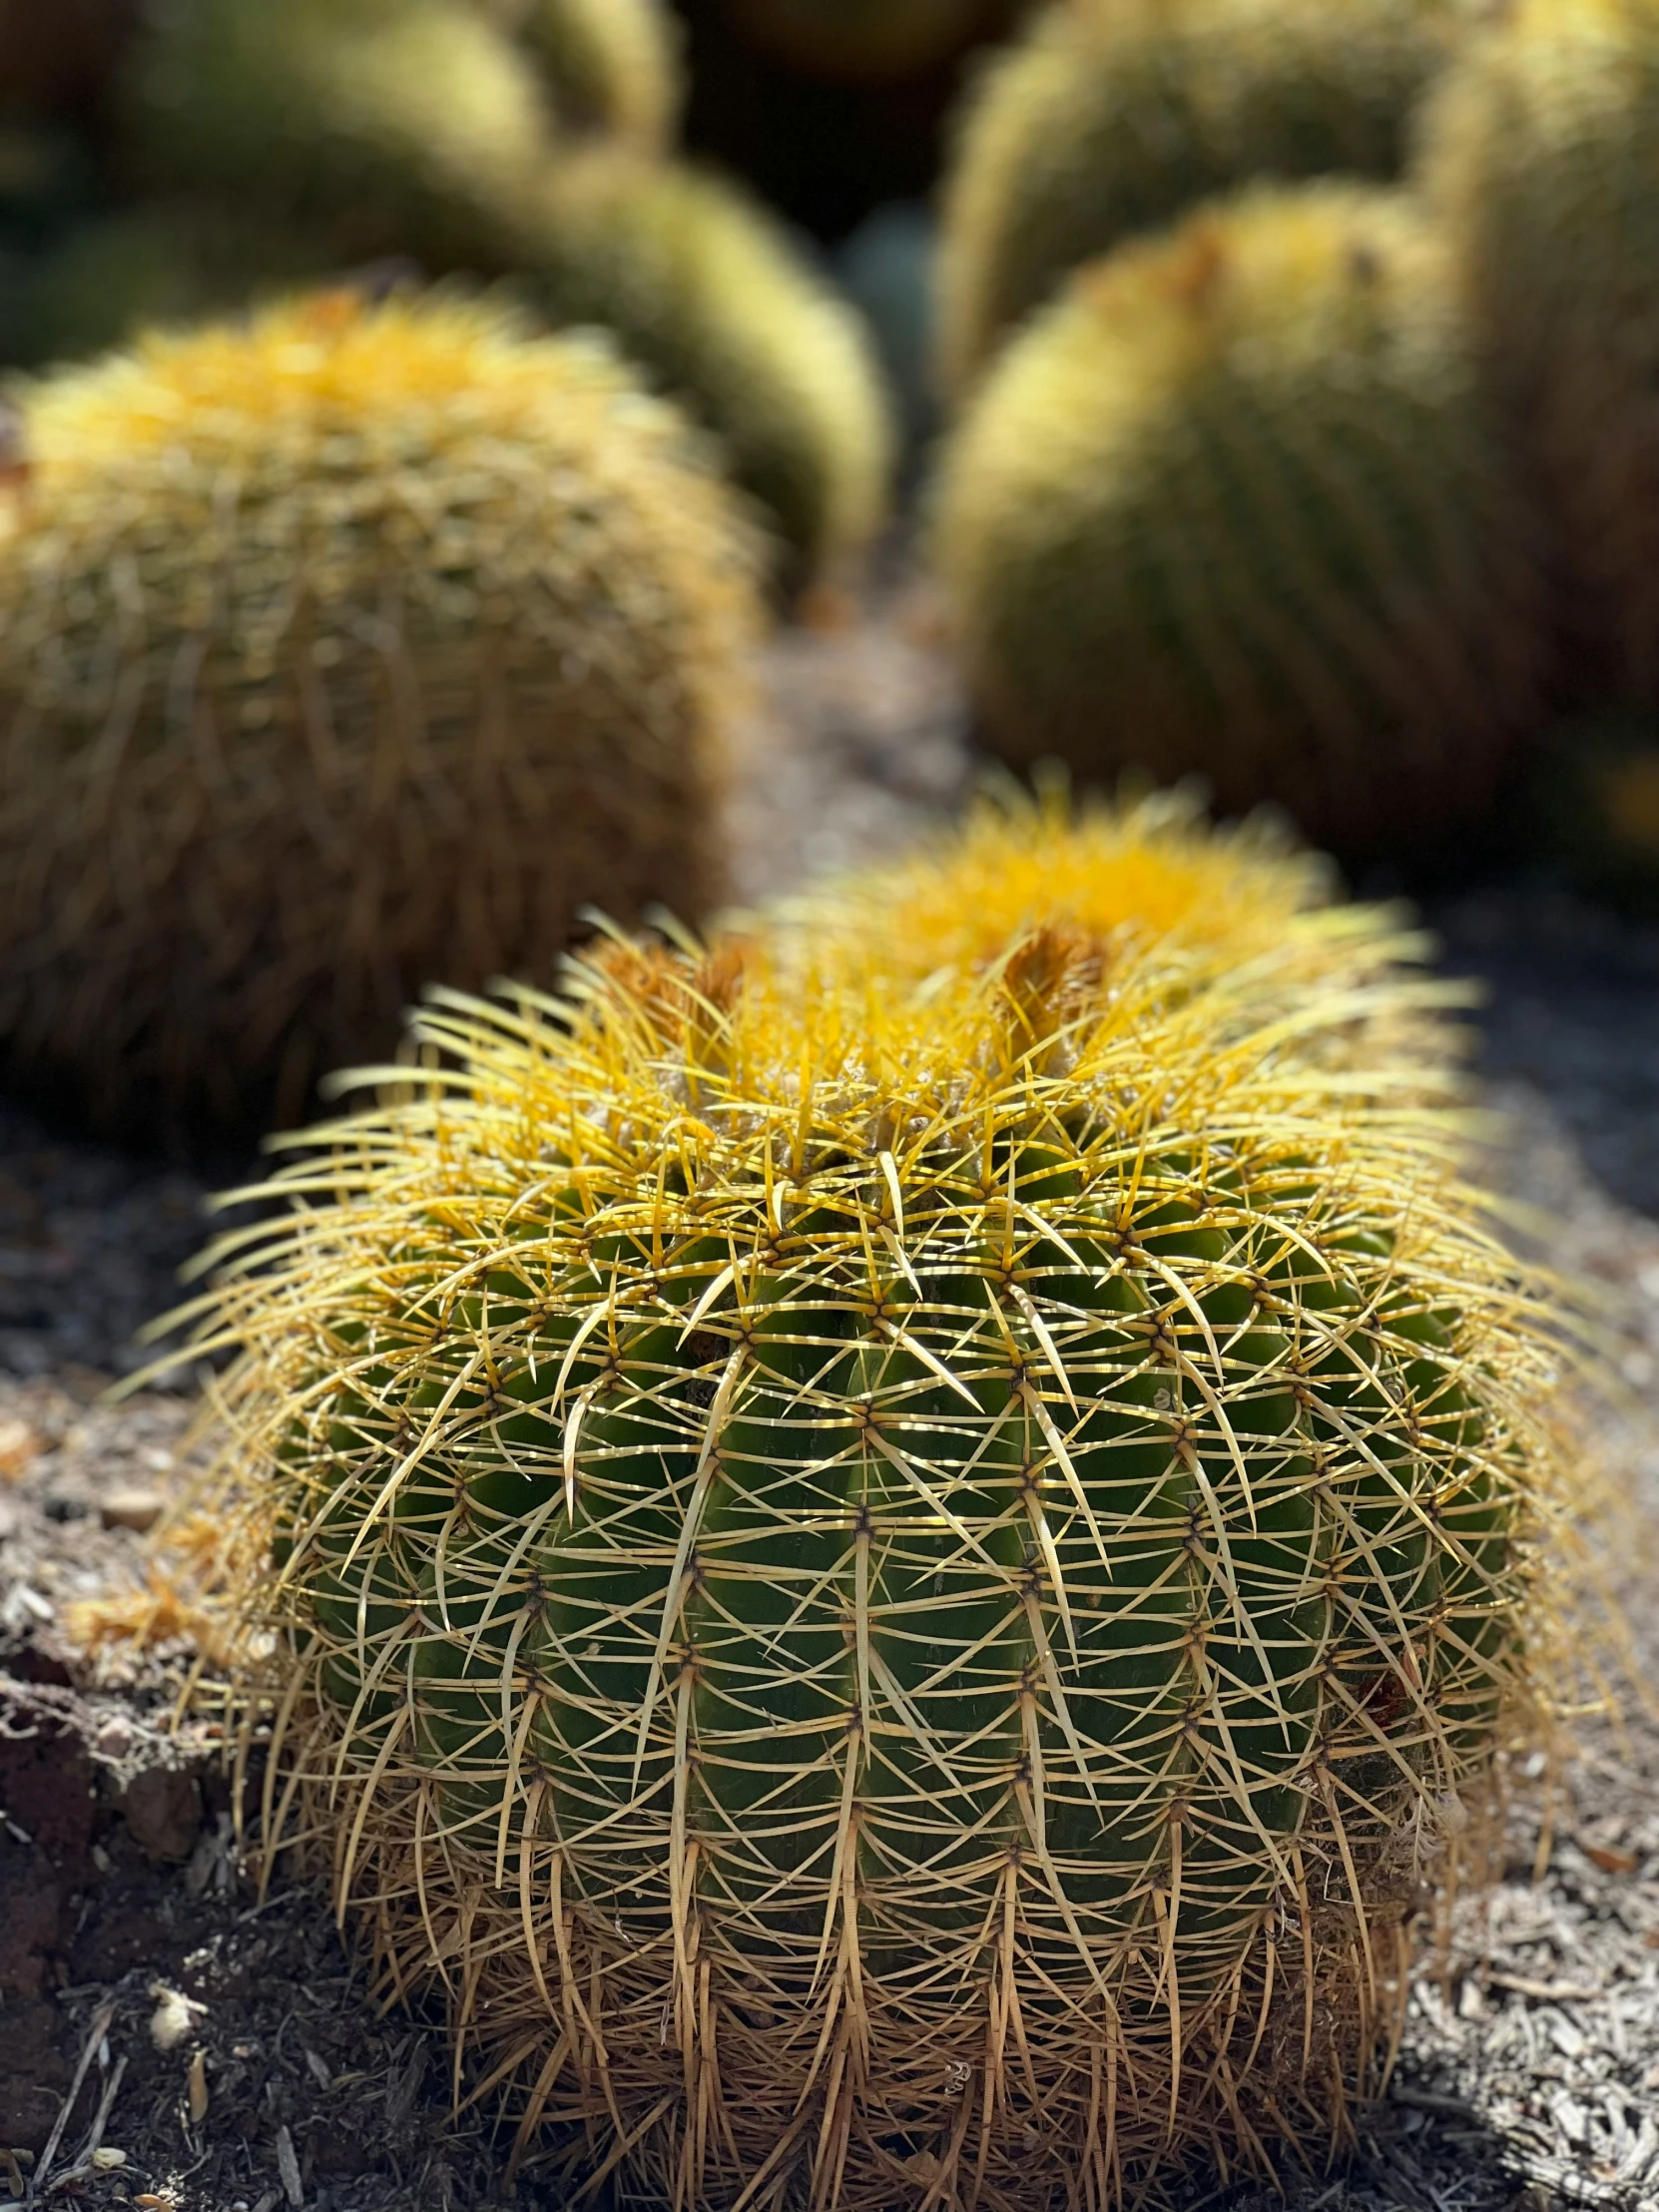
[776,788,1454,1048]
[191,801,1577,2211]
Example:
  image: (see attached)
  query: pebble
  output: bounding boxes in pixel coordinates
[98,1486,164,1533]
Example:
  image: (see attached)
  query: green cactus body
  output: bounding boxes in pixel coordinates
[483,0,683,147]
[128,0,553,273]
[192,817,1572,2208]
[0,288,761,1142]
[7,203,328,367]
[937,0,1465,393]
[930,183,1548,861]
[1416,0,1659,705]
[512,152,893,590]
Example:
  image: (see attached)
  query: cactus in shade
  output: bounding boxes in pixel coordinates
[181,799,1578,2211]
[0,288,761,1142]
[514,153,892,589]
[937,0,1465,392]
[1416,0,1659,705]
[7,204,326,367]
[128,0,554,275]
[719,0,1004,82]
[482,0,683,148]
[930,184,1548,861]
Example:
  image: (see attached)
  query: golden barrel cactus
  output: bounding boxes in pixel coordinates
[1416,0,1659,703]
[183,800,1578,2209]
[128,0,554,273]
[937,0,1465,393]
[930,184,1549,860]
[513,153,893,590]
[0,288,760,1141]
[483,0,683,147]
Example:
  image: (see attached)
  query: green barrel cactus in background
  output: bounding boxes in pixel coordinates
[0,286,761,1142]
[937,0,1465,393]
[478,0,683,148]
[1416,0,1659,705]
[3,202,326,368]
[182,799,1578,2209]
[127,0,555,274]
[513,152,893,590]
[930,183,1549,861]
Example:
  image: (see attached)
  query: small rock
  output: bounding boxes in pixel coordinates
[92,1715,134,1762]
[120,1767,203,1863]
[99,1487,164,1534]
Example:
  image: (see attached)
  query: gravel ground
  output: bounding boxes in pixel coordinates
[1,604,1657,2212]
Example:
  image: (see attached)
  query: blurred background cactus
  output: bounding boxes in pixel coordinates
[477,0,684,147]
[1416,0,1659,710]
[182,802,1580,2209]
[930,185,1549,862]
[0,287,760,1143]
[0,0,894,589]
[127,0,553,273]
[937,0,1468,394]
[511,152,892,588]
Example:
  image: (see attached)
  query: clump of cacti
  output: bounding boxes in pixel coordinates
[1415,0,1659,705]
[128,0,553,275]
[937,0,1465,392]
[478,0,682,148]
[720,0,1001,81]
[513,152,893,588]
[0,286,761,1141]
[183,797,1578,2210]
[930,183,1548,860]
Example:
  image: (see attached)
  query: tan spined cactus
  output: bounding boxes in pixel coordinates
[176,797,1585,2210]
[513,152,893,590]
[1416,0,1659,703]
[930,183,1550,860]
[481,0,683,147]
[937,0,1467,394]
[127,0,554,273]
[0,287,761,1142]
